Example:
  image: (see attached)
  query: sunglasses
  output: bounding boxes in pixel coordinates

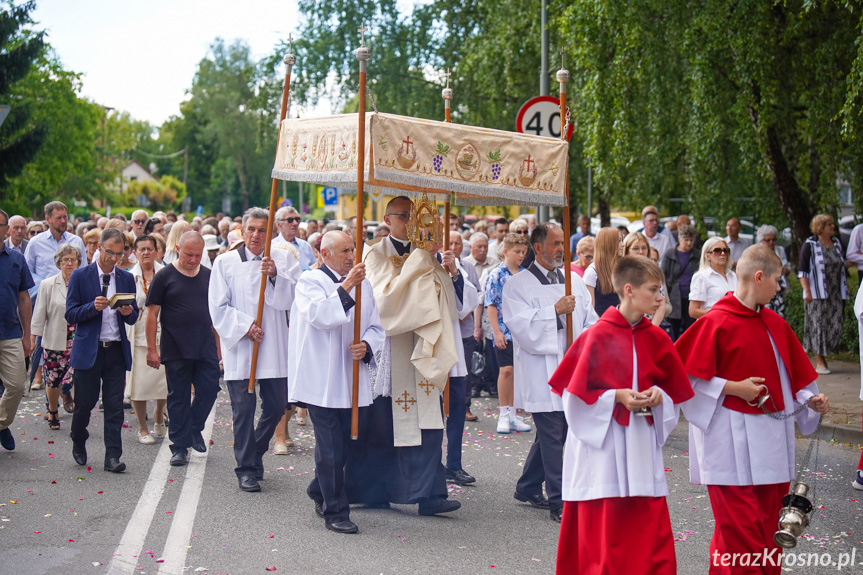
[710,248,731,255]
[513,230,528,235]
[132,219,147,225]
[29,230,41,236]
[278,217,301,224]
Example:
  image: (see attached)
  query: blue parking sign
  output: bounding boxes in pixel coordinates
[322,187,338,212]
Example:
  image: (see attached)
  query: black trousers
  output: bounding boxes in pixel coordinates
[70,344,126,461]
[446,375,466,470]
[307,405,354,522]
[226,378,287,478]
[515,411,567,512]
[668,297,694,339]
[461,336,478,409]
[163,358,220,454]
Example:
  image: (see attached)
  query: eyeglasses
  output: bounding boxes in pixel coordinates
[710,248,731,255]
[59,257,78,266]
[387,212,411,221]
[278,217,301,224]
[102,248,124,258]
[762,238,777,243]
[132,219,147,225]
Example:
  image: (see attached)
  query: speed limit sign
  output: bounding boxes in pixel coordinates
[516,95,573,140]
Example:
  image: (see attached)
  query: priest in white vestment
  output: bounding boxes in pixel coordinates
[289,231,384,534]
[502,222,596,522]
[209,207,300,493]
[345,195,465,516]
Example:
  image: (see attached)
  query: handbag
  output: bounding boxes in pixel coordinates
[470,338,487,376]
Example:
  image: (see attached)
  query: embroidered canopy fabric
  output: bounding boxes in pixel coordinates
[272,112,569,207]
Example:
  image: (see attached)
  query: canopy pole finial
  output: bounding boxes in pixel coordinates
[441,68,453,122]
[355,23,371,66]
[283,33,296,70]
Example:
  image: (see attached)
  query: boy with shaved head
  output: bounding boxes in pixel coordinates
[676,245,830,574]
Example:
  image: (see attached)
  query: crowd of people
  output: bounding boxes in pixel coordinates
[0,197,859,572]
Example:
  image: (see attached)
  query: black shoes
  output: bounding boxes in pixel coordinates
[314,501,324,518]
[238,475,261,492]
[550,508,563,523]
[0,428,15,451]
[325,519,358,534]
[514,490,550,510]
[104,458,126,473]
[445,468,476,485]
[418,498,461,516]
[191,431,207,453]
[170,450,189,467]
[72,442,87,465]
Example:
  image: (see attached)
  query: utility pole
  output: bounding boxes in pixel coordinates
[537,0,549,224]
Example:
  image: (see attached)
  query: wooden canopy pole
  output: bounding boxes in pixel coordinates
[442,69,453,416]
[248,39,296,393]
[352,25,371,439]
[557,57,574,347]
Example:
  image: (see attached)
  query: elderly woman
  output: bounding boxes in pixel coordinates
[756,224,791,317]
[127,235,168,443]
[799,214,848,374]
[661,224,698,337]
[27,220,45,238]
[82,228,101,264]
[163,221,190,264]
[117,232,136,270]
[689,236,738,319]
[145,217,164,236]
[30,244,80,429]
[570,236,594,278]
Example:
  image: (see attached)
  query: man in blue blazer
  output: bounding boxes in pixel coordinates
[66,228,138,472]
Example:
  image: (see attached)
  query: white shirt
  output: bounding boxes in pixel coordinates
[209,247,300,381]
[724,236,751,263]
[97,265,120,342]
[645,232,673,260]
[503,262,597,412]
[689,267,737,310]
[561,342,679,501]
[683,335,820,486]
[846,224,863,271]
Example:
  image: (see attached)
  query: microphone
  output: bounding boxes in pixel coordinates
[101,273,110,298]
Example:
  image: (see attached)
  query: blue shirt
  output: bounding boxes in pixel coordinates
[272,234,316,270]
[484,262,523,341]
[0,246,35,339]
[24,230,85,299]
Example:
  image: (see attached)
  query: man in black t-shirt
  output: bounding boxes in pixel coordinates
[145,232,221,467]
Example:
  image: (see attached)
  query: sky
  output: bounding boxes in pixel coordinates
[31,0,304,126]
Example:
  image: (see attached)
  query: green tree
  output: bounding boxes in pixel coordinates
[0,0,47,192]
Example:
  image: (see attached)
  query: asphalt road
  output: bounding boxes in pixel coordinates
[2,391,862,575]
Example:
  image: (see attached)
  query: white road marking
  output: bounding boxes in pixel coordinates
[158,406,218,575]
[107,439,173,574]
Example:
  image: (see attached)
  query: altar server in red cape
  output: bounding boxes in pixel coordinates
[549,256,694,575]
[675,245,830,575]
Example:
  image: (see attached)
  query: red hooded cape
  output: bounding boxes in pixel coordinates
[674,293,816,414]
[548,307,694,426]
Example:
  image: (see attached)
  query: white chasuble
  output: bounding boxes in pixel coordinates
[208,248,300,381]
[288,270,384,409]
[502,265,596,413]
[365,238,460,446]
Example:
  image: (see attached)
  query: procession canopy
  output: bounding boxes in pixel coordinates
[272,112,570,207]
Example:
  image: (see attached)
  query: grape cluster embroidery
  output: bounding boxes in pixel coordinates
[432,141,450,173]
[488,149,502,181]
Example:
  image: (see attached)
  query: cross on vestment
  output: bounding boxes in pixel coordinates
[403,136,413,153]
[395,390,417,413]
[418,380,435,395]
[525,155,535,171]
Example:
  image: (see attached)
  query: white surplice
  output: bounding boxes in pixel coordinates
[502,263,597,413]
[562,343,679,501]
[208,247,300,381]
[683,334,820,486]
[288,268,385,409]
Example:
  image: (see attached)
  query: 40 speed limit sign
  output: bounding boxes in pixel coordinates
[515,95,573,140]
